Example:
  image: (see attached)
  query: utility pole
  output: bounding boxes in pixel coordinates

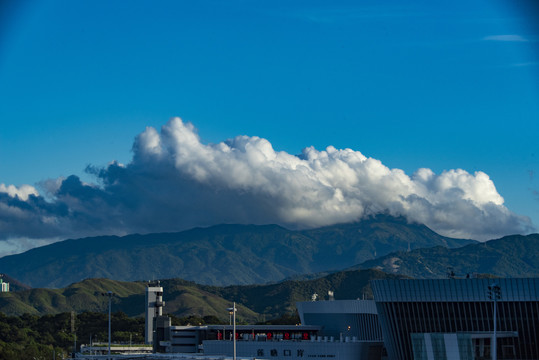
[101,291,115,358]
[71,311,76,356]
[487,283,501,360]
[233,302,237,360]
[227,304,237,360]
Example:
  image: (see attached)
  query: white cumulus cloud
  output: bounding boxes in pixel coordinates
[0,117,534,254]
[0,183,39,201]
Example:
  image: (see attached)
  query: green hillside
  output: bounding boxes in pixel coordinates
[200,268,401,318]
[355,233,539,278]
[0,216,473,288]
[0,269,400,319]
[301,216,473,271]
[0,279,147,317]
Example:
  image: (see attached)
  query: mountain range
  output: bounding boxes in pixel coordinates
[1,216,538,319]
[0,215,474,288]
[353,233,539,279]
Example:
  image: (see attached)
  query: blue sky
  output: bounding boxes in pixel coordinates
[0,0,538,255]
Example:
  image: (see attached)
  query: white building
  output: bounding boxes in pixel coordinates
[0,277,8,292]
[159,300,384,360]
[146,282,165,344]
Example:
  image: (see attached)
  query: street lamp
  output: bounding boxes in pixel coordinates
[487,283,501,360]
[227,304,237,360]
[101,291,115,358]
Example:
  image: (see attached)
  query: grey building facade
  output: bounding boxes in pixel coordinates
[371,278,539,360]
[297,300,383,342]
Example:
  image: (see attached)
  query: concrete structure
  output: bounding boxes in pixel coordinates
[0,277,9,292]
[79,343,153,355]
[297,300,382,341]
[77,277,539,360]
[166,324,321,354]
[158,300,384,360]
[204,335,377,360]
[371,278,539,360]
[146,282,165,345]
[74,353,261,359]
[165,324,383,360]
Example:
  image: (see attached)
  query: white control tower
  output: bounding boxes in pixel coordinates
[145,281,164,344]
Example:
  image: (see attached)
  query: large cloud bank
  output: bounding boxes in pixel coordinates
[0,118,533,254]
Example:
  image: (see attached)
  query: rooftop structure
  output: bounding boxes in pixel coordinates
[297,299,382,341]
[0,278,8,292]
[371,278,539,360]
[159,300,384,360]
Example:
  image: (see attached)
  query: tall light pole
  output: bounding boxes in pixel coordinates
[227,304,237,360]
[487,283,501,360]
[101,291,115,358]
[233,302,236,360]
[71,311,76,355]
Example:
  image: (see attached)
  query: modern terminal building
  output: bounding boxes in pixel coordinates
[75,277,539,360]
[157,278,539,360]
[158,299,384,360]
[296,299,382,342]
[371,278,539,360]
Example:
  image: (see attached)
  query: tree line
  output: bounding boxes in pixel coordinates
[0,310,298,359]
[0,311,144,359]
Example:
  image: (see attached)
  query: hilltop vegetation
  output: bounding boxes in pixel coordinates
[0,215,473,288]
[0,268,402,359]
[3,234,539,318]
[355,234,539,278]
[0,278,147,317]
[0,269,400,319]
